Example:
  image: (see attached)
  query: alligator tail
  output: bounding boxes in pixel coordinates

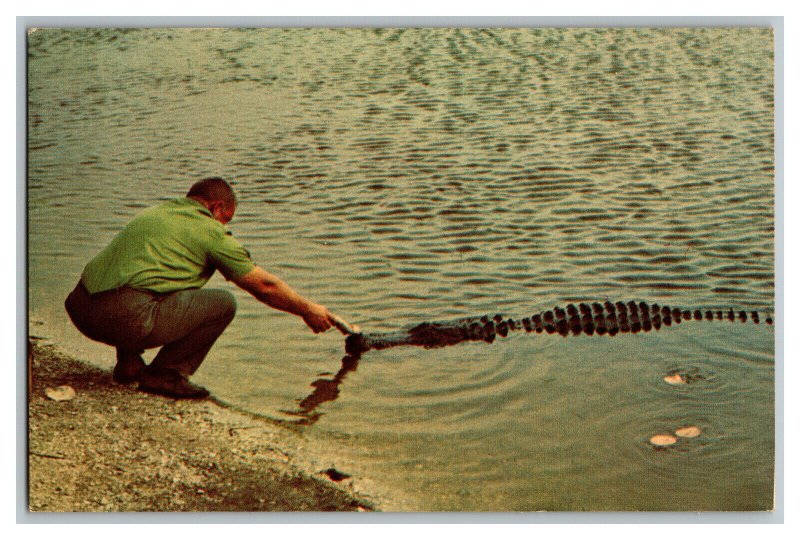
[344,302,773,357]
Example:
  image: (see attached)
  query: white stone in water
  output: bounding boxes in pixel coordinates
[649,434,678,446]
[675,426,702,438]
[663,373,685,385]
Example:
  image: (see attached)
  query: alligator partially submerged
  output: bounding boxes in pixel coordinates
[344,301,773,357]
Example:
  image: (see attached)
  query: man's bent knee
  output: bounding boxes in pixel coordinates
[211,289,237,322]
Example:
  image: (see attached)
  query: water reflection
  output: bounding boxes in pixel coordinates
[282,354,360,425]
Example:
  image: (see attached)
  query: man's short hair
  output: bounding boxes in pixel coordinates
[187,177,237,207]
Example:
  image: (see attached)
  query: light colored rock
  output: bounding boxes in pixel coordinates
[45,385,76,401]
[663,373,685,385]
[649,434,677,446]
[675,426,702,438]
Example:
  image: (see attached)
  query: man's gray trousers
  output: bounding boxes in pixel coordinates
[65,281,236,376]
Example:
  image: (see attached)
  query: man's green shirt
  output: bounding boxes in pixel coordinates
[81,198,256,294]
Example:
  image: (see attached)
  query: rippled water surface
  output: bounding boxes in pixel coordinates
[28,28,774,511]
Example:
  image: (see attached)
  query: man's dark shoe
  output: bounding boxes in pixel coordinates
[137,366,209,399]
[112,353,146,384]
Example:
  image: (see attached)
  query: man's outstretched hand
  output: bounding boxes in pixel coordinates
[234,266,359,335]
[302,303,334,333]
[303,304,359,335]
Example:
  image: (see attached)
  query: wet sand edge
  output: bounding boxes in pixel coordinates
[27,341,377,512]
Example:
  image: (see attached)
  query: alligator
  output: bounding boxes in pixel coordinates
[344,301,773,357]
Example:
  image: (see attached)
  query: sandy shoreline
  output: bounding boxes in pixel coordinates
[27,341,377,512]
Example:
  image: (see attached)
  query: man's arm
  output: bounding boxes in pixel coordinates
[233,266,341,334]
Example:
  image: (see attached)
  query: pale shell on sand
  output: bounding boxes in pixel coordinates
[649,434,678,446]
[675,426,702,438]
[45,385,76,402]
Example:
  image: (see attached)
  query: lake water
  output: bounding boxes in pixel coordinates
[27,27,775,511]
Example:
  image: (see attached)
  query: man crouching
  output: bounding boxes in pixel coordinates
[65,177,348,399]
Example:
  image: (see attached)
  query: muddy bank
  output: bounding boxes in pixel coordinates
[27,341,376,512]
